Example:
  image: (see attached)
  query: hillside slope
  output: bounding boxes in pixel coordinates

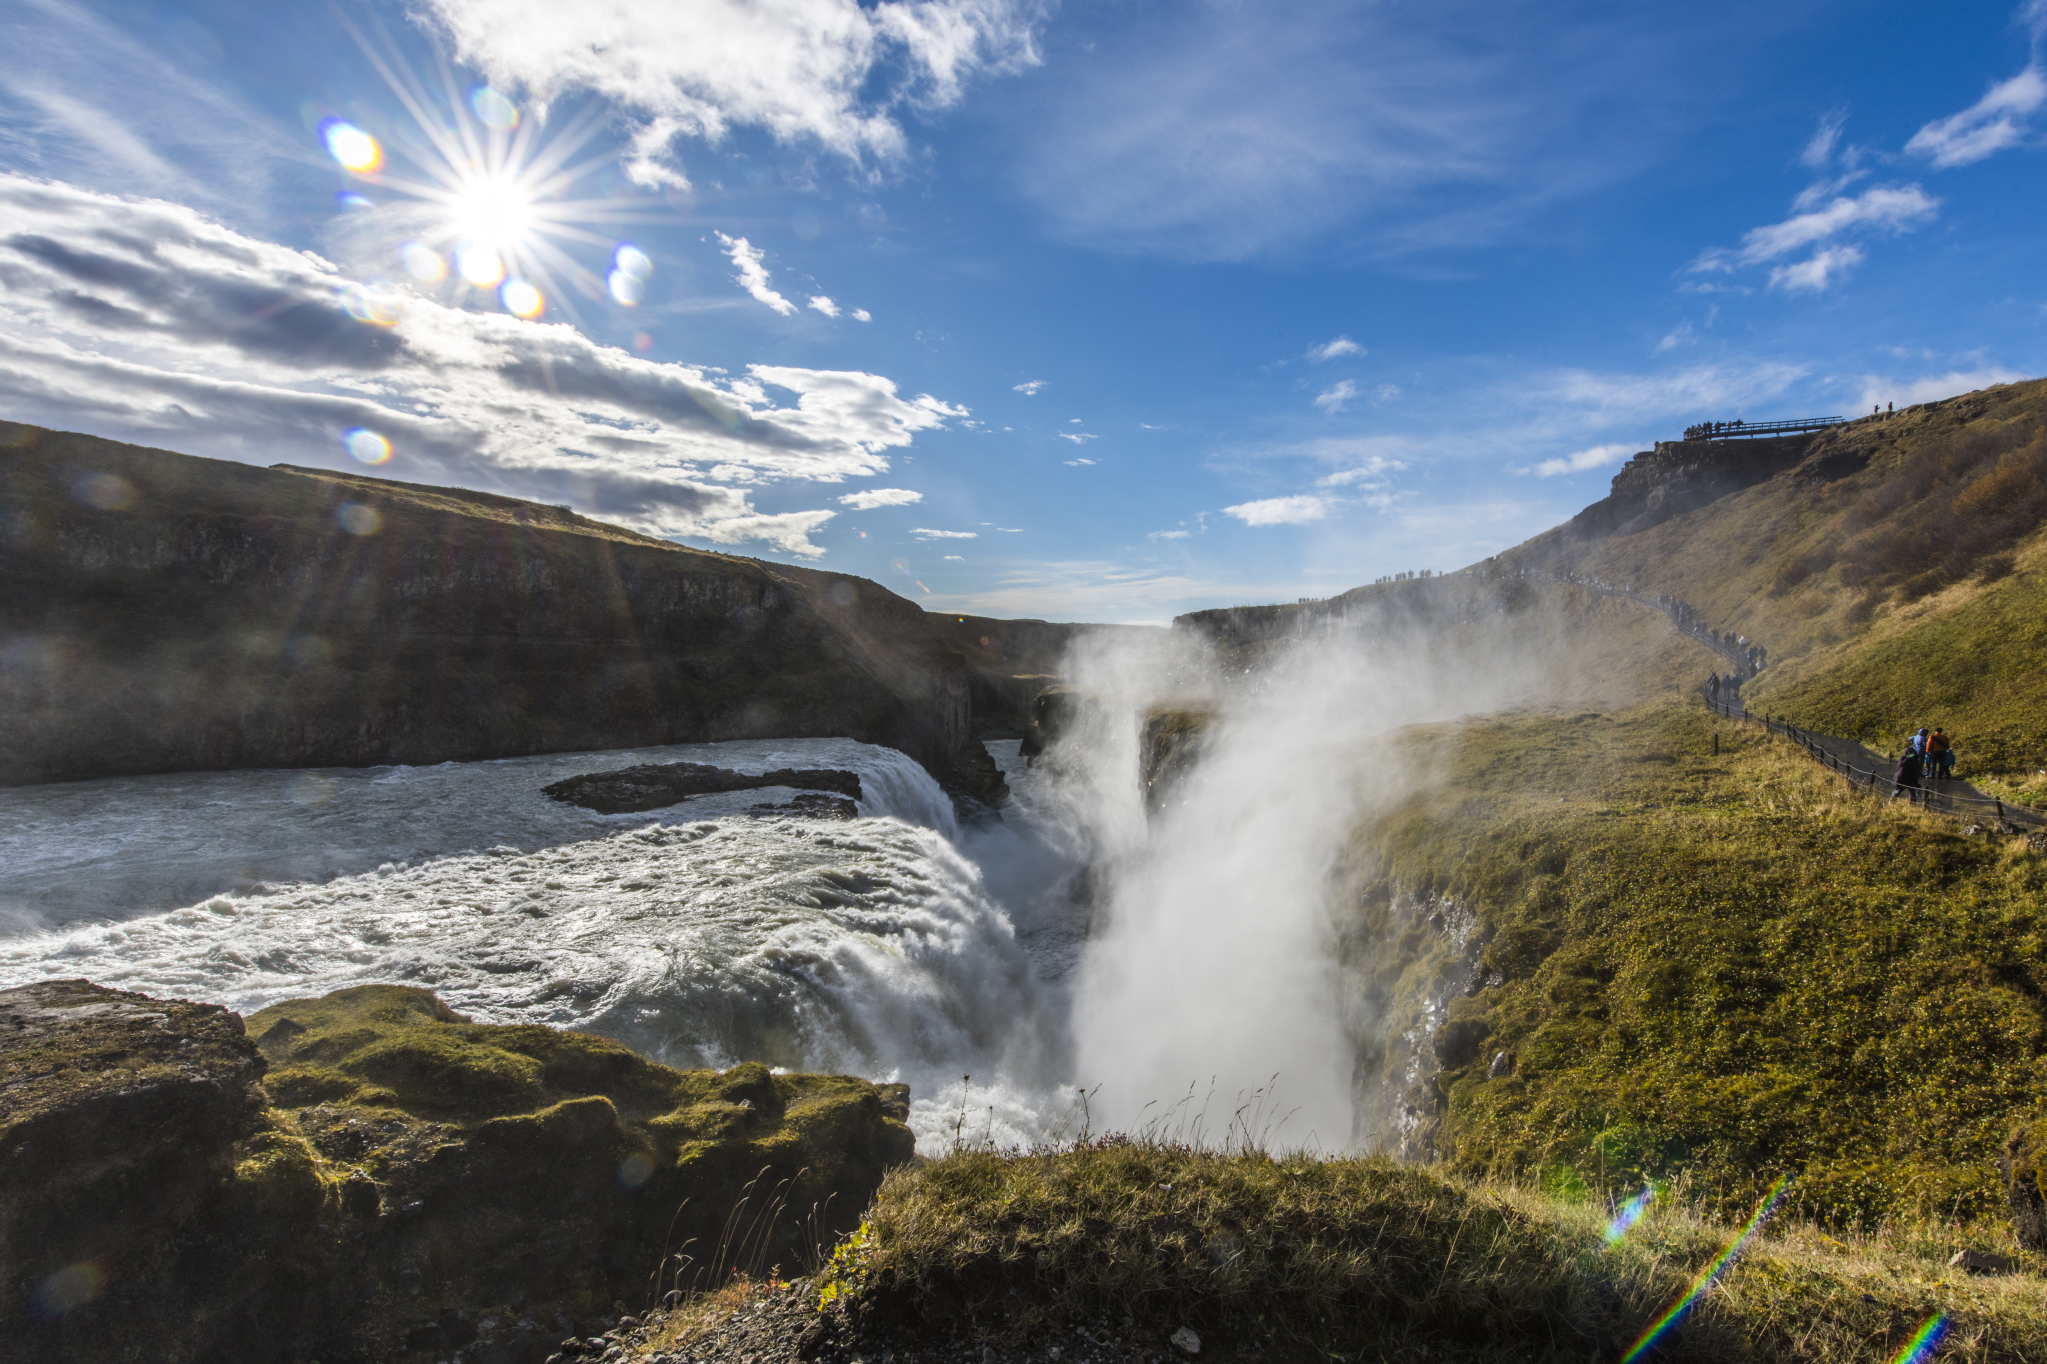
[1494,378,2047,779]
[0,422,1098,796]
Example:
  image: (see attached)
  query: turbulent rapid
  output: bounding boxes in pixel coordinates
[0,738,1084,1149]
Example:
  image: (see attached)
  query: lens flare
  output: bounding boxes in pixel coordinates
[1604,1185,1654,1246]
[320,119,382,173]
[614,244,653,280]
[500,279,544,318]
[337,282,402,326]
[344,428,392,465]
[606,270,643,305]
[72,472,138,511]
[1621,1175,1791,1364]
[1890,1315,1948,1364]
[401,243,446,282]
[335,503,381,535]
[455,243,505,287]
[470,86,519,130]
[35,1263,105,1317]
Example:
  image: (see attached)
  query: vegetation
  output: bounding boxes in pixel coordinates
[1341,698,2047,1230]
[1504,380,2047,782]
[791,1136,2047,1363]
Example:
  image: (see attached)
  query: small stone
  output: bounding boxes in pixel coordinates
[1050,1350,1062,1361]
[1949,1248,2017,1274]
[1169,1327,1200,1356]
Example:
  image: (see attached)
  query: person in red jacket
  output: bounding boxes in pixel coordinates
[1927,728,1953,780]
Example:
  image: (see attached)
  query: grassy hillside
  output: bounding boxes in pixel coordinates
[1503,379,2047,781]
[1342,698,2047,1231]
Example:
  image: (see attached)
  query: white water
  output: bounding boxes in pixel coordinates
[0,738,1074,1149]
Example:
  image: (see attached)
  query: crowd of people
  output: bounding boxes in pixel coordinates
[1892,726,1956,796]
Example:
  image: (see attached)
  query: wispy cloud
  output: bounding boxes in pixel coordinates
[1692,184,1938,293]
[1654,322,1694,354]
[1058,431,1098,443]
[1313,380,1359,413]
[1307,335,1362,361]
[418,0,1045,182]
[1317,456,1406,488]
[1064,457,1097,466]
[716,232,796,314]
[837,487,922,509]
[1012,379,1046,395]
[912,527,978,539]
[1224,494,1329,526]
[1860,367,2026,408]
[1907,66,2046,168]
[1005,1,1682,261]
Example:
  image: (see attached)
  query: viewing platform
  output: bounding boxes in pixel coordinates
[1681,416,1843,441]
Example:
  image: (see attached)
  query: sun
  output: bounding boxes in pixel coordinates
[318,22,671,329]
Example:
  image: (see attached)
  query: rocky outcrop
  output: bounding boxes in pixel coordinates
[2004,1112,2047,1252]
[1,980,915,1363]
[1549,435,1819,544]
[1138,709,1214,812]
[0,424,1097,806]
[542,762,862,814]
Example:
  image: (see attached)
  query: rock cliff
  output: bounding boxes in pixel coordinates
[0,980,914,1363]
[0,423,1084,803]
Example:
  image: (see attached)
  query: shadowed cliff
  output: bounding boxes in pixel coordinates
[0,422,1101,801]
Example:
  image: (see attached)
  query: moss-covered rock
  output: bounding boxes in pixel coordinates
[2005,1112,2047,1252]
[3,980,915,1363]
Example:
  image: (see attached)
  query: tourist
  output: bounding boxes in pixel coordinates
[1911,727,1930,761]
[1928,728,1953,780]
[1893,748,1923,798]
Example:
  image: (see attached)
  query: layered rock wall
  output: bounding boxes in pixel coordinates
[0,424,1079,801]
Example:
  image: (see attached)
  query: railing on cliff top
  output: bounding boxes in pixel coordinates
[1519,569,2045,832]
[1702,696,2047,834]
[1681,416,1843,441]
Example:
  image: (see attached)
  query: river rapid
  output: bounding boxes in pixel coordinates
[0,738,1090,1150]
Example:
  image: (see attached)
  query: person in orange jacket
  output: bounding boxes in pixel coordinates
[1927,727,1953,780]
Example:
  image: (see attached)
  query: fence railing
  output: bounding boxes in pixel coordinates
[1703,696,2046,832]
[1682,416,1844,441]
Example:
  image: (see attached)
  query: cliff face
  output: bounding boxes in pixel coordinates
[0,423,1076,800]
[1549,433,1824,543]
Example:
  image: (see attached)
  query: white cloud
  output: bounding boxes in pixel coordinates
[0,174,965,556]
[1307,335,1362,361]
[1654,322,1695,354]
[1769,244,1865,293]
[1223,495,1329,526]
[1693,184,1937,293]
[1800,108,1848,168]
[1312,380,1359,413]
[1516,441,1639,478]
[852,308,872,322]
[418,0,1044,177]
[1057,432,1098,443]
[716,233,796,314]
[704,509,836,558]
[1064,457,1096,466]
[808,295,841,317]
[912,527,978,539]
[1376,384,1401,403]
[1907,66,2046,168]
[837,487,923,509]
[1535,361,1807,426]
[1012,379,1046,395]
[1860,368,2027,408]
[1317,456,1407,488]
[1149,528,1191,540]
[943,554,963,560]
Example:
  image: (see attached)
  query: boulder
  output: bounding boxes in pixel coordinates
[541,761,862,814]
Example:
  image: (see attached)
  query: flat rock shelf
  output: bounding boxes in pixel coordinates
[542,762,864,815]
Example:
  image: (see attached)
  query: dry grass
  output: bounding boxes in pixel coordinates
[824,1139,2047,1362]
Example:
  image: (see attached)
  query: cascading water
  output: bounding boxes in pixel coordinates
[0,581,1611,1156]
[0,737,1070,1149]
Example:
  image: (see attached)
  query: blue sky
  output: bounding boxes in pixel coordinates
[1,0,2042,621]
